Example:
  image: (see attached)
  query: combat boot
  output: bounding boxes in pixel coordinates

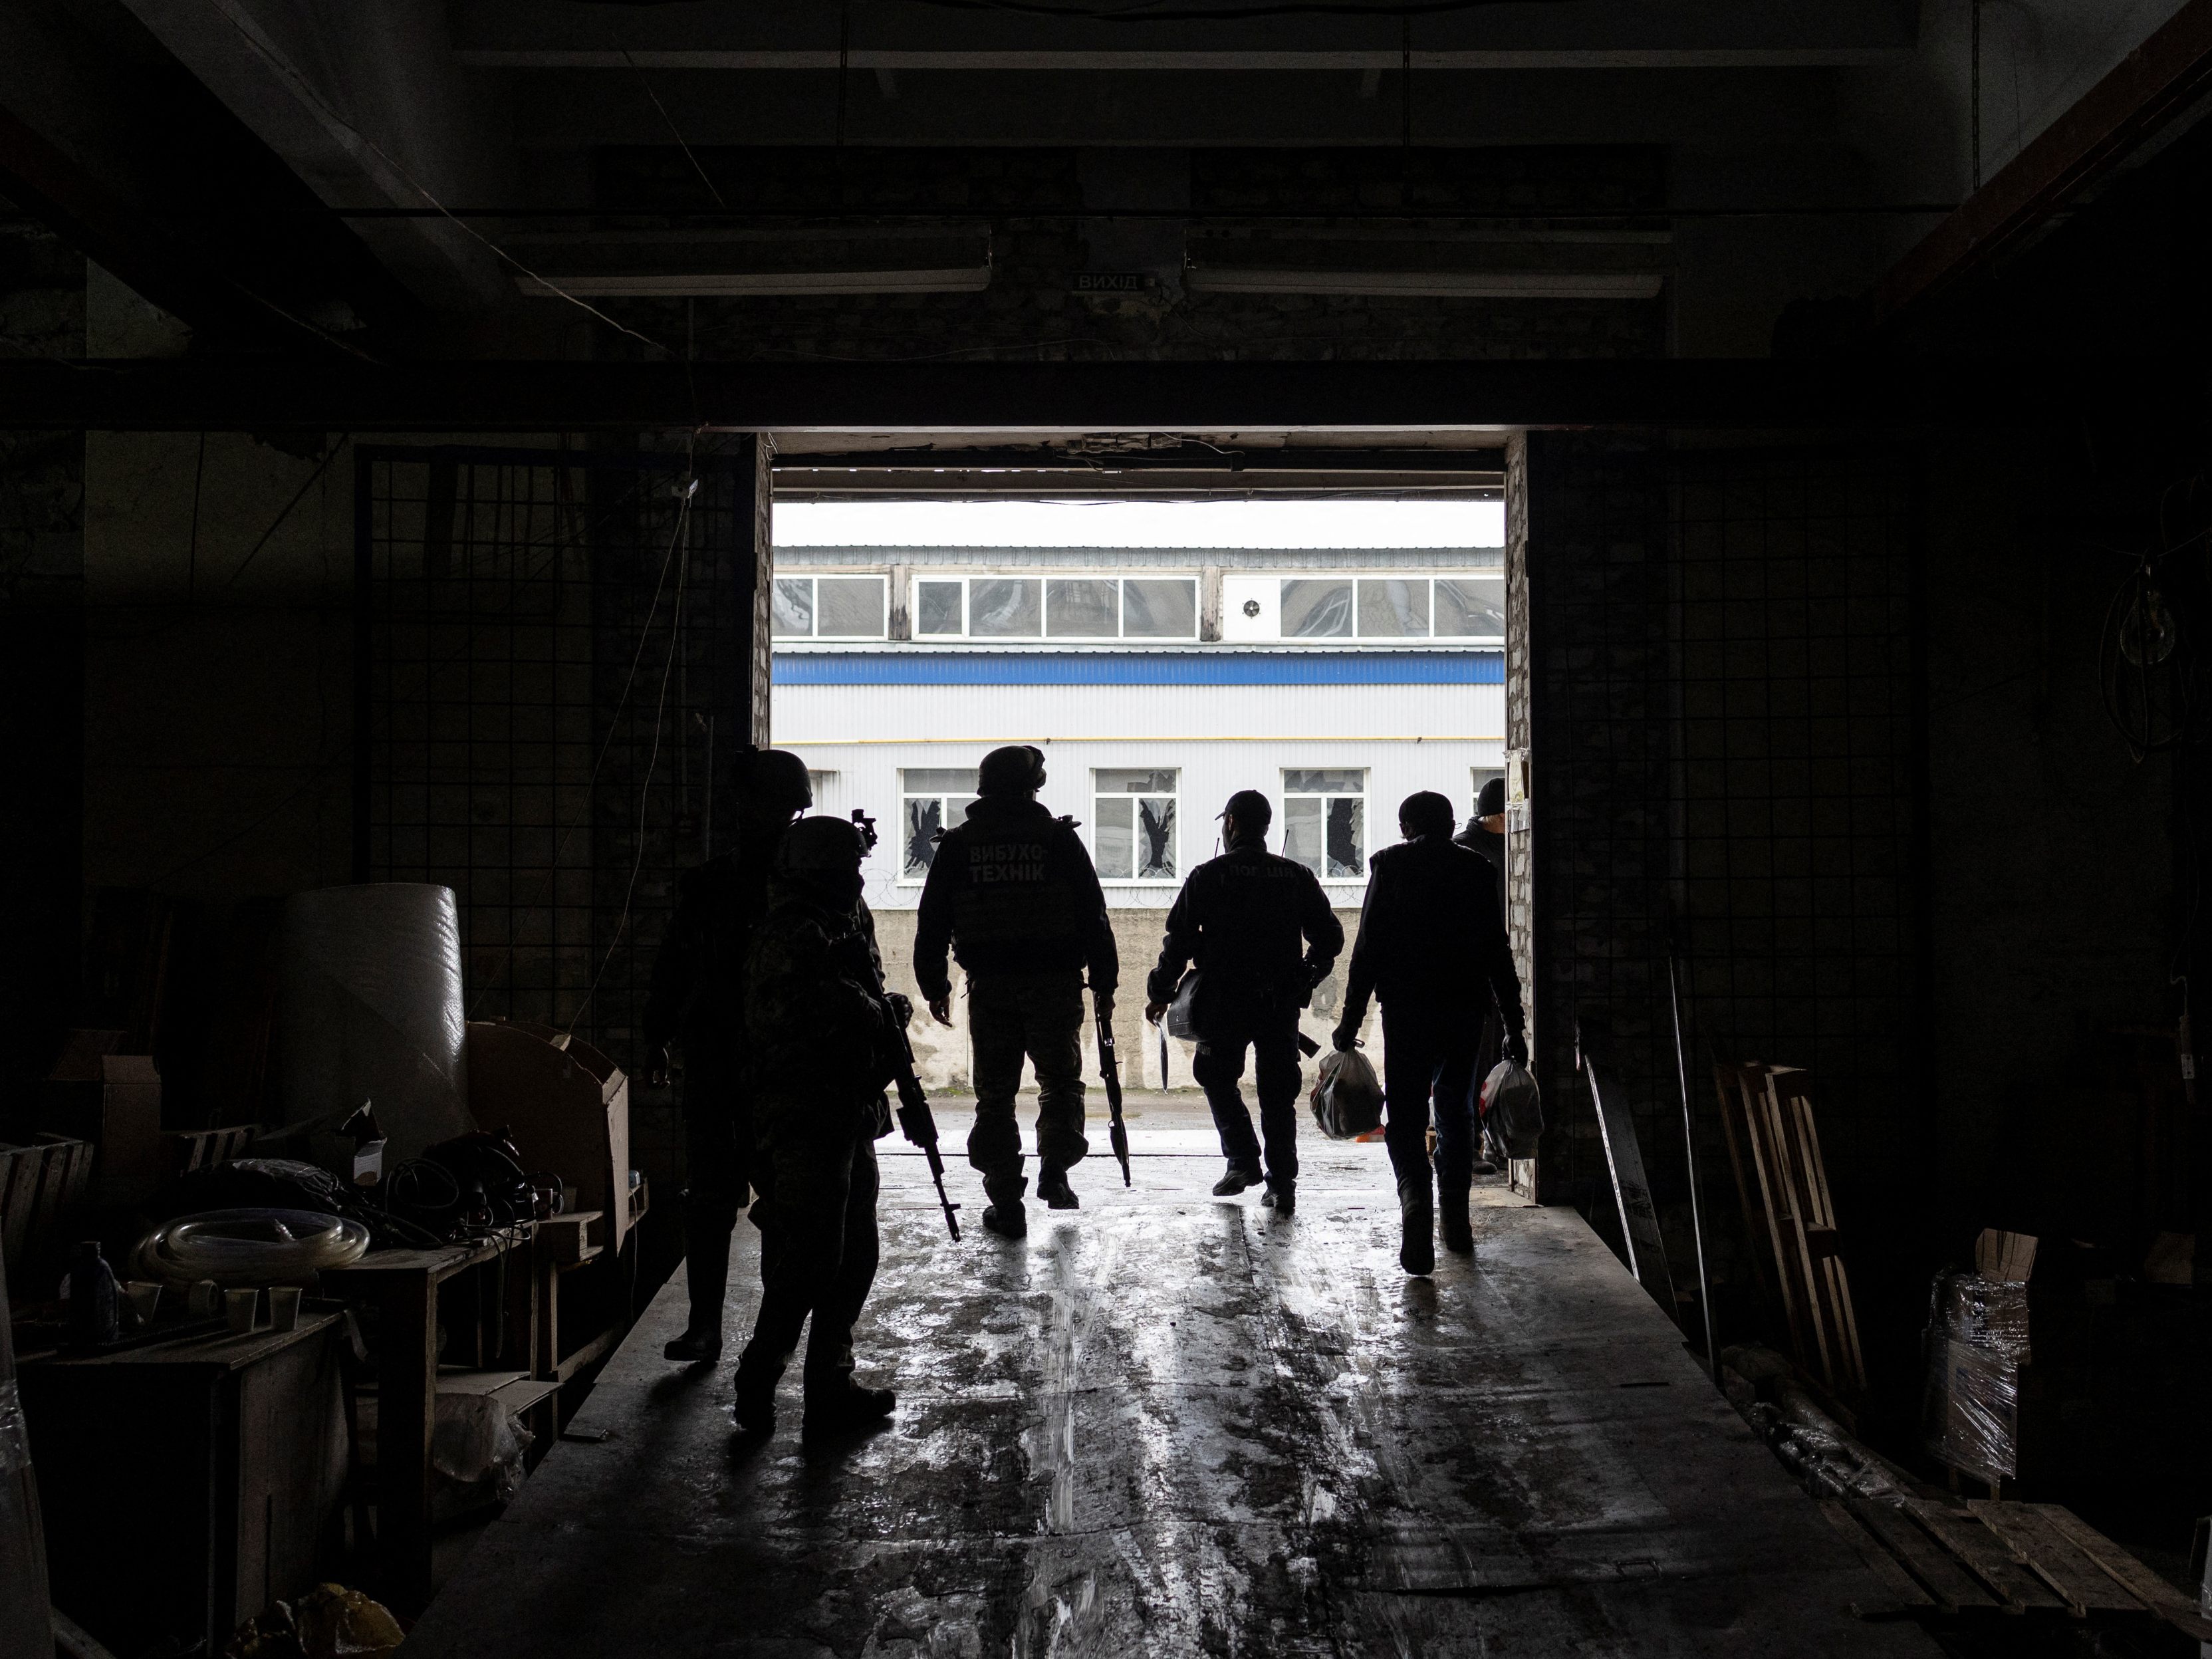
[1261,1180,1295,1215]
[804,1379,898,1433]
[731,1346,785,1434]
[1398,1176,1436,1277]
[1036,1166,1080,1210]
[981,1173,1029,1238]
[1211,1159,1263,1196]
[1439,1186,1474,1255]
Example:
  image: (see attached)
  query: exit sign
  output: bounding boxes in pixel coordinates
[1075,272,1156,293]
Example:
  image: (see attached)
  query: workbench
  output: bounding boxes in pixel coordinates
[322,1212,612,1610]
[21,1312,349,1658]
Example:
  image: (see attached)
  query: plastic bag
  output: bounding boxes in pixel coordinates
[1310,1047,1384,1140]
[1479,1058,1544,1158]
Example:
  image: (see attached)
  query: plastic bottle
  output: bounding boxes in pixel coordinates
[64,1240,119,1347]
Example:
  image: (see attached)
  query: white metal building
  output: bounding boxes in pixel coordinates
[769,545,1507,917]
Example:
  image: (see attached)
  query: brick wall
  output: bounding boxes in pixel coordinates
[1520,434,1922,1319]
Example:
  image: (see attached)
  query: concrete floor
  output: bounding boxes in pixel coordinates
[403,1094,1937,1658]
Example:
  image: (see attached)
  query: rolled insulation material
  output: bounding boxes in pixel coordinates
[278,883,474,1162]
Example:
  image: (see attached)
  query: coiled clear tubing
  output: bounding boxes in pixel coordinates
[132,1208,372,1286]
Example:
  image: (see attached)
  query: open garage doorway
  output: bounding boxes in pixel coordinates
[763,476,1513,1116]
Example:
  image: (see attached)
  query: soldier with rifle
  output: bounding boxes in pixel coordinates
[731,815,929,1435]
[914,745,1118,1239]
[642,748,812,1364]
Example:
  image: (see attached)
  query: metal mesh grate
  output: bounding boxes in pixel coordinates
[1523,438,1921,1221]
[354,445,752,1067]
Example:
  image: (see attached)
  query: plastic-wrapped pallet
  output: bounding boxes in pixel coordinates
[1920,1265,2032,1485]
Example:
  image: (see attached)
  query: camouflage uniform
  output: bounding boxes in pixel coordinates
[914,793,1116,1213]
[735,878,896,1398]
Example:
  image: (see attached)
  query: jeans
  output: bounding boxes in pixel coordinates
[1193,999,1304,1188]
[1380,1001,1483,1198]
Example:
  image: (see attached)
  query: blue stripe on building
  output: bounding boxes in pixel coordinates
[773,652,1505,686]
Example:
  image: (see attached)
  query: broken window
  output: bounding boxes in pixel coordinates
[916,580,964,636]
[1281,579,1353,638]
[1356,579,1429,638]
[1092,768,1177,880]
[898,769,980,880]
[1282,769,1366,878]
[969,578,1042,637]
[1434,576,1505,638]
[1047,578,1120,637]
[769,574,886,639]
[771,576,814,638]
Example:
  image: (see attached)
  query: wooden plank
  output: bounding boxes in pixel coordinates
[2033,1505,2212,1639]
[1899,1499,2064,1612]
[1846,1498,1999,1612]
[1727,1063,1814,1368]
[1969,1501,2146,1615]
[1713,1063,1781,1313]
[1759,1071,1836,1386]
[1818,1501,1935,1619]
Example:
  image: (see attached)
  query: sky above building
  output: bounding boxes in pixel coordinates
[773,498,1505,549]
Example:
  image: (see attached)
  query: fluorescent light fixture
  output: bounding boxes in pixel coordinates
[1183,267,1663,299]
[513,266,991,297]
[503,231,993,298]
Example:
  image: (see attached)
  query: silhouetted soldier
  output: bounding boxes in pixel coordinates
[1335,790,1526,1275]
[732,815,902,1435]
[1453,775,1511,1168]
[915,745,1117,1239]
[643,749,814,1364]
[1146,789,1342,1213]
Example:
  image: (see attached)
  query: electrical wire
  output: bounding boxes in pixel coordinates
[200,0,677,362]
[568,465,696,1033]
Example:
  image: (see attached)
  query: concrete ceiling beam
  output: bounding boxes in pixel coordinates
[0,356,2195,434]
[118,0,511,313]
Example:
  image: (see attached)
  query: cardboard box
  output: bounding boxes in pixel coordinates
[43,1029,164,1210]
[465,1021,632,1254]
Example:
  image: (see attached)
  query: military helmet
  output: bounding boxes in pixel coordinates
[777,815,869,872]
[977,744,1047,797]
[741,748,814,814]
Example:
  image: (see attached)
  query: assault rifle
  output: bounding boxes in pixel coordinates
[1094,987,1131,1186]
[846,811,961,1240]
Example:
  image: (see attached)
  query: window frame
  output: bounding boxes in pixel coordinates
[769,572,890,641]
[1089,767,1181,884]
[906,573,1200,642]
[895,769,980,885]
[1279,767,1370,883]
[1260,573,1504,644]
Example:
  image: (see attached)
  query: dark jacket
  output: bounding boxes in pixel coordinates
[745,883,895,1134]
[1453,821,1507,915]
[1145,838,1344,1016]
[913,796,1118,999]
[641,821,781,1096]
[1341,834,1524,1033]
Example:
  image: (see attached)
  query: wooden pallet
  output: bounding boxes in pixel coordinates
[0,1134,95,1289]
[1818,1496,2212,1639]
[1715,1061,1866,1398]
[167,1122,259,1180]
